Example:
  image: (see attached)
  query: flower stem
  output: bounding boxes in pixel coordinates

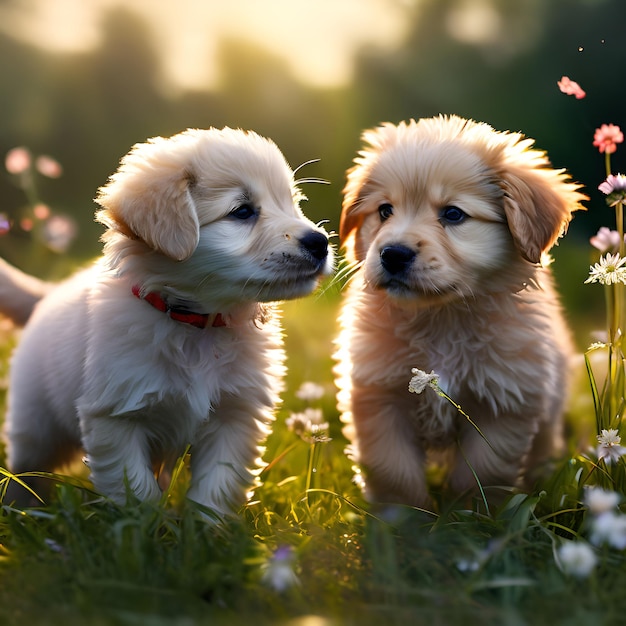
[617,201,625,259]
[433,386,495,454]
[601,153,625,432]
[613,199,625,428]
[606,282,618,424]
[305,442,317,496]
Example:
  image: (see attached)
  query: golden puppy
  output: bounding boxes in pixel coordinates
[1,127,332,513]
[335,115,585,508]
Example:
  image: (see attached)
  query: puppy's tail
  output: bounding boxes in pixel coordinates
[0,258,51,326]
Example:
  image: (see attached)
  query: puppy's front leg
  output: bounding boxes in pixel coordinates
[351,385,429,508]
[187,392,270,516]
[81,416,161,504]
[449,416,538,498]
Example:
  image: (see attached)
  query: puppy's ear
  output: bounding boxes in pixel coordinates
[340,165,368,262]
[500,145,586,264]
[95,138,200,261]
[340,124,400,262]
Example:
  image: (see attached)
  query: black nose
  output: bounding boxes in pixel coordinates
[380,245,416,275]
[299,230,329,261]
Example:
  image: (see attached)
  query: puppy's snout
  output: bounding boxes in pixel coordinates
[380,245,416,275]
[299,230,329,262]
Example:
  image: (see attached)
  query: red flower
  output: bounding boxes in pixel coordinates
[557,76,586,99]
[593,124,624,154]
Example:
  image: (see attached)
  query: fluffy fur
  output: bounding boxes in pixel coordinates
[334,115,586,508]
[1,127,332,513]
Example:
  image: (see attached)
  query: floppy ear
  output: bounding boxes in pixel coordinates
[500,148,587,264]
[339,165,369,262]
[340,124,400,262]
[95,138,200,261]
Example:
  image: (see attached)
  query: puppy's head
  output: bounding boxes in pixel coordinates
[340,115,586,304]
[96,128,332,309]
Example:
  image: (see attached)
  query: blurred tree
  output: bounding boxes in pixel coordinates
[349,0,626,241]
[0,0,622,288]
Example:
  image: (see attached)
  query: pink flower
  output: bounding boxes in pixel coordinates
[35,155,62,178]
[5,147,31,175]
[593,124,624,154]
[599,174,626,195]
[43,214,77,253]
[590,227,625,253]
[599,174,626,207]
[557,76,586,99]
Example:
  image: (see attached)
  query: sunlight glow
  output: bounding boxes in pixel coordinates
[445,0,501,45]
[0,0,418,90]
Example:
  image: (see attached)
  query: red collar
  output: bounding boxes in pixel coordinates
[132,285,227,328]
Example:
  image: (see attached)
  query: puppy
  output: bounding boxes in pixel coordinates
[335,115,586,508]
[1,127,332,513]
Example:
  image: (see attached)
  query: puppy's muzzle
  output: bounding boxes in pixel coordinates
[299,230,329,268]
[380,245,416,275]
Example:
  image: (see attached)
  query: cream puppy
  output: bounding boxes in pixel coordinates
[1,127,332,513]
[335,115,586,508]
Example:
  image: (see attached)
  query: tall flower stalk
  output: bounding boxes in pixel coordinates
[559,76,626,489]
[3,147,77,255]
[586,128,626,488]
[284,382,331,503]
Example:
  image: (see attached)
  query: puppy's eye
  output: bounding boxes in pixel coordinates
[230,204,257,220]
[440,205,467,225]
[378,203,394,222]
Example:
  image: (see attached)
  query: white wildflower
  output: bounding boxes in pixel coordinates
[285,408,331,443]
[557,541,598,578]
[584,487,621,515]
[456,558,480,572]
[598,428,622,446]
[261,545,299,592]
[285,407,324,433]
[295,381,326,401]
[408,368,439,394]
[307,422,331,443]
[585,253,626,285]
[596,428,626,465]
[590,511,626,550]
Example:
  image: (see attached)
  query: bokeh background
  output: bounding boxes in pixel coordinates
[0,0,623,342]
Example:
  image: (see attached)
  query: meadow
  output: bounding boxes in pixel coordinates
[0,276,624,626]
[1,119,626,625]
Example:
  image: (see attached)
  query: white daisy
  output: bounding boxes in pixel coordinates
[585,253,626,285]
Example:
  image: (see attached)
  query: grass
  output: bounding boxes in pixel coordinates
[0,284,625,626]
